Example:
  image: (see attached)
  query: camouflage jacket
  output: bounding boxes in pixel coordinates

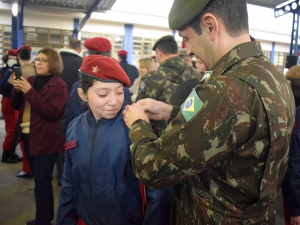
[135,56,200,134]
[129,41,295,225]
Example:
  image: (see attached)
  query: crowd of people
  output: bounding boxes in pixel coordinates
[0,0,299,224]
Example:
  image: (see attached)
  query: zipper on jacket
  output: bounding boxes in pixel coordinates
[89,119,98,225]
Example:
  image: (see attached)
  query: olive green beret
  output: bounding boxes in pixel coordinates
[169,0,211,30]
[178,49,188,56]
[152,35,176,51]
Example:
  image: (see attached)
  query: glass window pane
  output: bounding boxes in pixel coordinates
[133,37,142,41]
[37,33,48,43]
[62,30,72,35]
[37,28,48,33]
[24,27,35,32]
[50,29,60,34]
[4,26,11,31]
[91,33,101,37]
[133,42,141,46]
[49,34,61,44]
[81,32,89,37]
[4,32,11,36]
[24,33,35,42]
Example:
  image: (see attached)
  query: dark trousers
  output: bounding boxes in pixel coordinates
[21,133,58,225]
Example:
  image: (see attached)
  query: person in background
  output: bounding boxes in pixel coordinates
[11,47,67,225]
[1,46,36,177]
[0,49,22,163]
[282,65,300,225]
[59,38,83,95]
[135,35,200,135]
[56,38,83,186]
[151,55,159,70]
[117,50,139,87]
[61,37,131,134]
[56,55,172,225]
[178,49,194,67]
[129,58,156,102]
[31,60,36,67]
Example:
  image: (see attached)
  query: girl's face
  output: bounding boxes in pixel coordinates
[78,81,124,120]
[138,66,149,77]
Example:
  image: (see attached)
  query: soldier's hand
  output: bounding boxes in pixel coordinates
[123,103,150,129]
[291,216,300,225]
[137,98,173,121]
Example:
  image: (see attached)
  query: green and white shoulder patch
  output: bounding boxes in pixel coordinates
[181,89,203,122]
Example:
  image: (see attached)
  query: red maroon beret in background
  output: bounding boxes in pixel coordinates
[6,49,18,56]
[83,37,112,52]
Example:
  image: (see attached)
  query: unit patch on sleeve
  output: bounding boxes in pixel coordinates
[181,89,203,122]
[65,140,78,151]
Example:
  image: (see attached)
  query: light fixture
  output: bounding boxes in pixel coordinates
[12,0,18,17]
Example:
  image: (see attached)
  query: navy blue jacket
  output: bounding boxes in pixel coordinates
[57,110,172,225]
[0,64,17,98]
[120,60,139,87]
[282,106,300,216]
[61,81,132,134]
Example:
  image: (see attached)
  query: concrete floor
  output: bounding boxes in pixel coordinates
[0,119,286,225]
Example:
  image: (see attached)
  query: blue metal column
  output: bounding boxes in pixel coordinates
[172,30,176,37]
[11,5,18,50]
[123,24,133,64]
[17,0,25,48]
[270,42,275,63]
[73,18,79,38]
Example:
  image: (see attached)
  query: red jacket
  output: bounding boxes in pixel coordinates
[11,75,67,156]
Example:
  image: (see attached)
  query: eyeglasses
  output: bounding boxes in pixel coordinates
[35,58,48,63]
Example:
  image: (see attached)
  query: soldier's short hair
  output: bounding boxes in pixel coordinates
[69,39,82,51]
[189,0,249,38]
[119,55,127,61]
[156,40,178,55]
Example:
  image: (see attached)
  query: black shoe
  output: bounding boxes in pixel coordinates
[1,150,22,163]
[16,171,33,178]
[25,219,35,225]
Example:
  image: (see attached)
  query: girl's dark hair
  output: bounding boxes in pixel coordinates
[78,73,97,111]
[18,47,31,60]
[2,55,8,64]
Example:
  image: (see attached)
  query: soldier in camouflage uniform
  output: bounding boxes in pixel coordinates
[123,0,296,224]
[135,35,200,135]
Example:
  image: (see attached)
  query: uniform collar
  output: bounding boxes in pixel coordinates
[209,41,264,79]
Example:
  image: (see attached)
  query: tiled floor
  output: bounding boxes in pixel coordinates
[0,119,286,225]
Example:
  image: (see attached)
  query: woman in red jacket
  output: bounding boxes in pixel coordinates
[11,47,67,225]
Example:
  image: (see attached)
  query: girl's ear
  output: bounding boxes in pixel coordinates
[77,88,87,101]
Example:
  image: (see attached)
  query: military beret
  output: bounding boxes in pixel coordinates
[79,55,130,87]
[152,35,176,51]
[117,50,127,56]
[17,45,32,53]
[83,37,112,53]
[5,49,18,56]
[169,0,211,30]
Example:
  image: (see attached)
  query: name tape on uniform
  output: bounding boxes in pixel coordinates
[181,89,203,122]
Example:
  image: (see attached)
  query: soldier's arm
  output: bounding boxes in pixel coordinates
[129,83,236,189]
[135,73,158,101]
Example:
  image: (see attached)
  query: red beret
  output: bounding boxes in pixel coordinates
[117,50,127,56]
[83,37,112,52]
[150,55,156,59]
[6,49,18,56]
[79,55,131,87]
[17,45,32,53]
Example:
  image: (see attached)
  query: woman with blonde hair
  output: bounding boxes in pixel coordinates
[129,58,156,102]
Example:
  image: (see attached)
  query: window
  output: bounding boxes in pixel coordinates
[0,25,12,66]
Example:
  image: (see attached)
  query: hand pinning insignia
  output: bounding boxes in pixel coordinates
[92,66,99,74]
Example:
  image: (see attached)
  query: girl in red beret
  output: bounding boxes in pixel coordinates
[56,55,172,225]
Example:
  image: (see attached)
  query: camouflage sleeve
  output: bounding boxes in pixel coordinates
[129,83,236,189]
[135,73,159,101]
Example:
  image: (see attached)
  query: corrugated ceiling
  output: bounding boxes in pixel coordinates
[247,0,293,8]
[0,0,116,12]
